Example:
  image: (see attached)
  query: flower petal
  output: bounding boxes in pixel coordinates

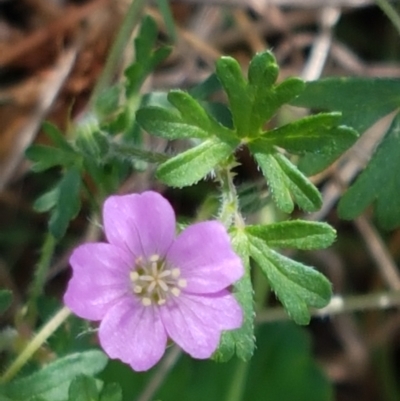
[166,221,243,293]
[103,192,175,258]
[161,291,242,359]
[64,243,133,320]
[99,298,168,371]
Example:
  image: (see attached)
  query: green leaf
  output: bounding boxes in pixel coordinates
[42,122,74,152]
[167,90,212,131]
[253,152,293,213]
[248,53,304,133]
[68,375,99,401]
[25,145,79,172]
[274,153,322,212]
[338,111,400,229]
[1,350,107,401]
[136,106,209,140]
[216,52,306,137]
[99,383,122,401]
[214,229,255,362]
[252,151,321,213]
[252,113,358,155]
[125,16,171,95]
[33,186,59,213]
[49,167,82,239]
[94,86,121,119]
[292,78,400,174]
[246,221,336,250]
[0,290,12,314]
[156,139,236,187]
[248,236,332,324]
[216,56,251,136]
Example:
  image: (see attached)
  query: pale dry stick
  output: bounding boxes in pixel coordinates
[257,291,400,323]
[301,6,341,81]
[232,8,267,52]
[354,215,400,290]
[0,46,79,190]
[135,346,182,401]
[0,0,111,67]
[146,7,222,62]
[173,0,378,8]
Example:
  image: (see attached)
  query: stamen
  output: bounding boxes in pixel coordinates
[147,281,156,293]
[171,287,181,297]
[142,297,152,306]
[149,254,159,262]
[159,270,172,278]
[132,255,184,305]
[178,279,187,288]
[158,280,168,292]
[140,275,154,282]
[133,285,142,293]
[130,271,139,281]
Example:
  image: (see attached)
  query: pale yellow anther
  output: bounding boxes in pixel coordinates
[142,297,152,306]
[158,299,166,305]
[171,287,181,297]
[178,279,187,288]
[130,271,139,281]
[149,254,159,262]
[171,268,180,278]
[133,285,142,293]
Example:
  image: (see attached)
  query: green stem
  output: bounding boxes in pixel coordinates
[216,164,245,229]
[0,307,71,383]
[376,0,400,37]
[156,0,177,42]
[224,361,249,401]
[27,233,57,322]
[90,0,147,105]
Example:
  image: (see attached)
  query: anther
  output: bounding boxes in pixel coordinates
[130,271,139,281]
[142,297,151,306]
[171,268,180,278]
[178,279,187,288]
[171,288,181,297]
[133,285,142,293]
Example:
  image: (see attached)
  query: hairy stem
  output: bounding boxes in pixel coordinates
[0,307,71,383]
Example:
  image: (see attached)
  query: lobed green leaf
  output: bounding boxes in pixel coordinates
[25,145,80,172]
[216,56,251,136]
[246,221,336,250]
[67,375,99,401]
[0,351,107,401]
[292,77,400,174]
[248,236,332,325]
[48,168,82,239]
[338,111,400,229]
[252,113,358,155]
[136,106,209,140]
[252,151,321,213]
[156,138,237,187]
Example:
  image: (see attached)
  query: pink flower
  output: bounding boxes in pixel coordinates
[64,191,243,371]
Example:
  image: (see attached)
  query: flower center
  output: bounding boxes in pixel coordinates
[129,254,187,307]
